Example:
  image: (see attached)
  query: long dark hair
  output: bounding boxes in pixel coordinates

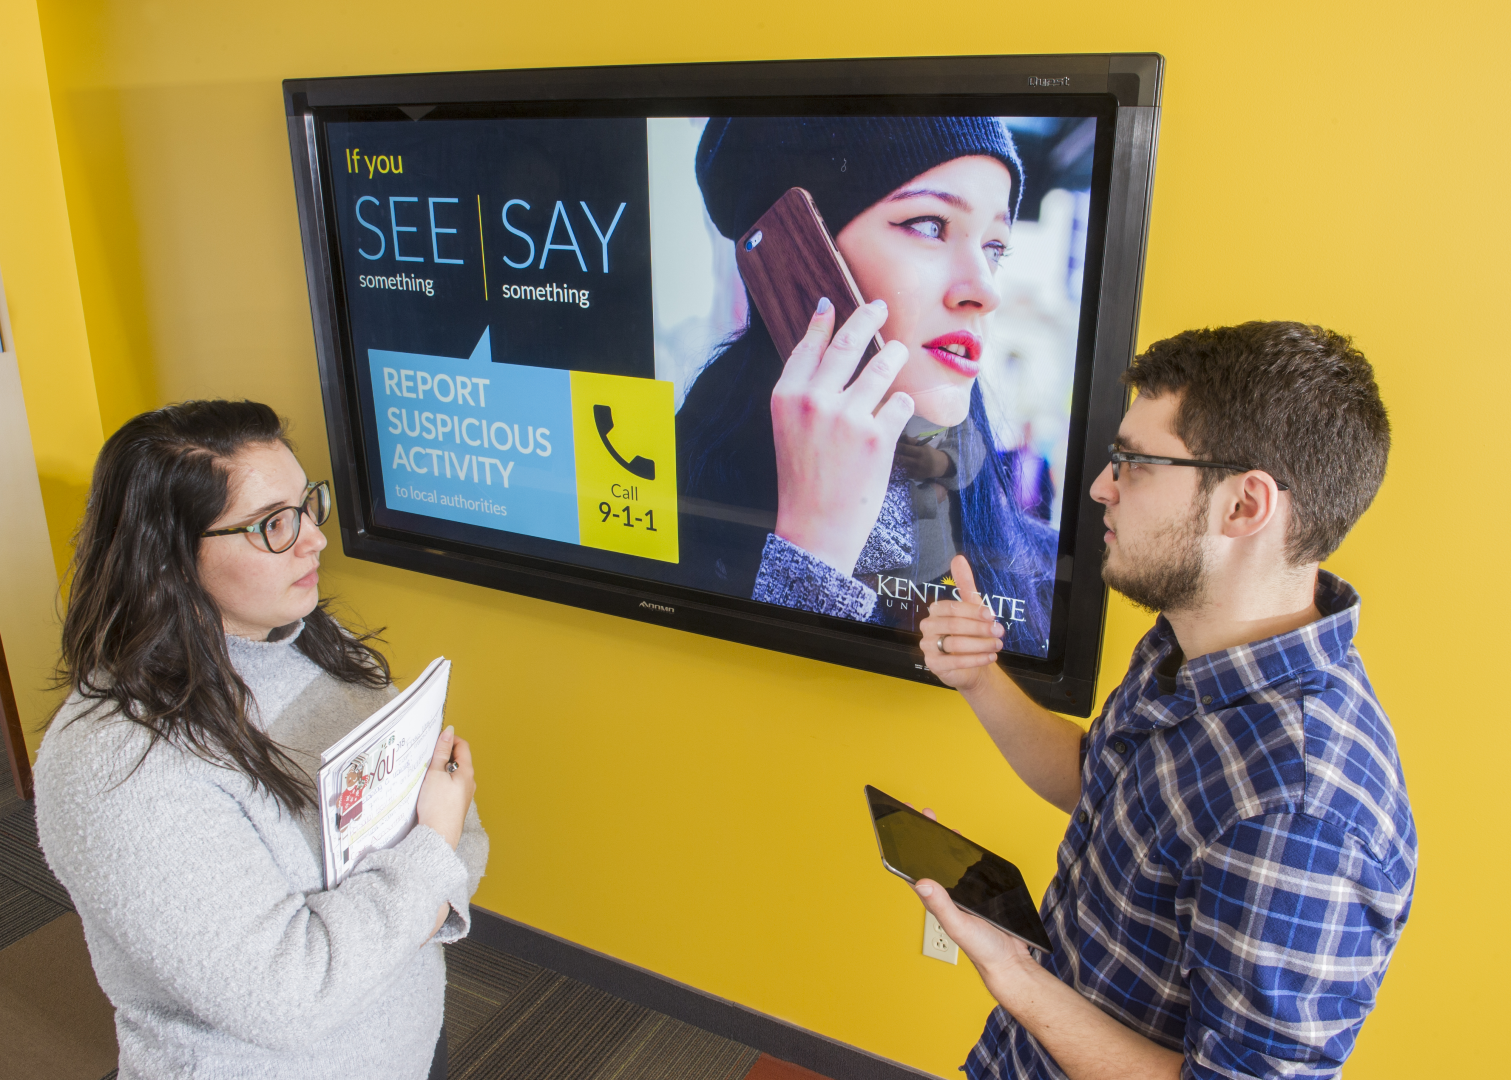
[55,400,390,812]
[678,311,1055,651]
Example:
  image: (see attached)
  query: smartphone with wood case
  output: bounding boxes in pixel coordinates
[735,187,883,380]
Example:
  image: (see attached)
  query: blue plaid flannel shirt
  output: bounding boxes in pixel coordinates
[967,571,1415,1079]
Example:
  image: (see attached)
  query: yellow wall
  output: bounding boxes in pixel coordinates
[13,1,1507,1075]
[0,0,103,594]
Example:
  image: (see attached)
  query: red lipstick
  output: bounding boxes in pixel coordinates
[922,331,982,377]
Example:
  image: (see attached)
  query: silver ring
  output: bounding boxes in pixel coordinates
[446,760,459,774]
[937,635,951,655]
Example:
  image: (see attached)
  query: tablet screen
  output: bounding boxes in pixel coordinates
[865,785,1051,952]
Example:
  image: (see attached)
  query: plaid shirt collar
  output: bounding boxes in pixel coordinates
[1107,569,1361,736]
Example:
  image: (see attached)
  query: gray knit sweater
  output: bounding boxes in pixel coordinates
[34,626,488,1080]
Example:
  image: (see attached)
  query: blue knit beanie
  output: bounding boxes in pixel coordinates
[695,116,1024,241]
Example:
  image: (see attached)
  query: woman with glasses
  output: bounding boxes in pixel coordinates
[33,400,485,1080]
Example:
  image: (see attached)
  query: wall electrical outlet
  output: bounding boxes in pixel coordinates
[923,910,959,964]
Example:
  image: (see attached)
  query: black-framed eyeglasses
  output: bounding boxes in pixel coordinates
[200,480,332,553]
[1108,446,1290,491]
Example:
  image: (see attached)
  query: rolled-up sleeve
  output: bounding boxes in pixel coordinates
[1181,813,1413,1080]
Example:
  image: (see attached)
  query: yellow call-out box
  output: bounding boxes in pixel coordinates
[569,371,679,563]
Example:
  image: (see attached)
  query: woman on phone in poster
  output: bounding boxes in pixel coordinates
[676,116,1057,656]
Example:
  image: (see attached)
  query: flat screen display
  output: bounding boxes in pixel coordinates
[287,57,1162,713]
[327,110,1099,660]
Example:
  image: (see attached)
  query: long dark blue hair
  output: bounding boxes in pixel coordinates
[677,309,1055,653]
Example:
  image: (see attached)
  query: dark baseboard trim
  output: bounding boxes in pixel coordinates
[468,905,942,1080]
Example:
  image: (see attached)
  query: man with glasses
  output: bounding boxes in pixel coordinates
[917,321,1414,1080]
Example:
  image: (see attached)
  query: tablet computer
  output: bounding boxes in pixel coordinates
[865,784,1052,953]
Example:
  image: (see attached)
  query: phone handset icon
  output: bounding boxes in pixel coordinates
[593,405,656,480]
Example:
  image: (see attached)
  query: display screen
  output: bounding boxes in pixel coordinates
[865,785,1050,951]
[325,109,1103,660]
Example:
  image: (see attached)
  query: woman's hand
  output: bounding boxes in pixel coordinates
[416,726,475,851]
[771,298,916,575]
[919,555,1005,692]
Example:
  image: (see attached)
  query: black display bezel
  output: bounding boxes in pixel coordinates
[284,54,1162,716]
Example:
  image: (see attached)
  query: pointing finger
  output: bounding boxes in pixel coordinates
[950,555,992,621]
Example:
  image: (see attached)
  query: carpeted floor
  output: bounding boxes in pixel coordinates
[442,935,760,1080]
[0,779,824,1080]
[0,782,68,952]
[0,912,119,1080]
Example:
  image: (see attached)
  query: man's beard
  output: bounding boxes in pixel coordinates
[1100,500,1209,615]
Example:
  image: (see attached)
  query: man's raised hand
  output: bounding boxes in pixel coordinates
[919,554,1005,691]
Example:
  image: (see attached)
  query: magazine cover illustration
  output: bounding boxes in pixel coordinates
[317,658,451,887]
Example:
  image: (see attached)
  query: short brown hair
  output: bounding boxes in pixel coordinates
[1124,322,1390,563]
